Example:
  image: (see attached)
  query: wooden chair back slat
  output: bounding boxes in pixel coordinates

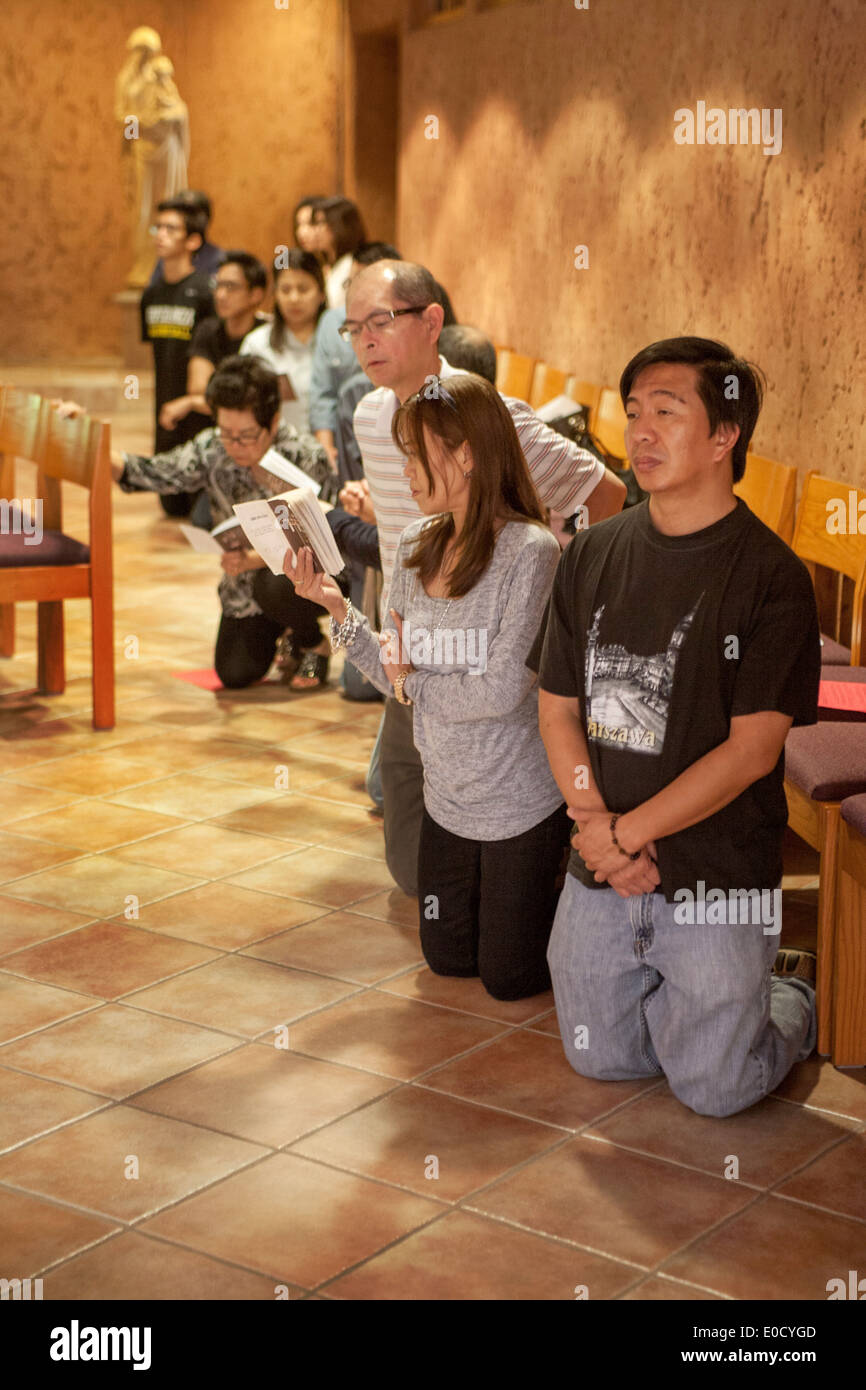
[594,386,628,460]
[791,471,866,665]
[496,350,536,402]
[733,452,797,544]
[528,363,570,409]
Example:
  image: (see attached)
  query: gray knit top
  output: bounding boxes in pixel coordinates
[343,518,564,840]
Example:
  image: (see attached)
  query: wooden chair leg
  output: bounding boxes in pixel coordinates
[832,826,866,1067]
[37,600,65,695]
[815,802,841,1056]
[90,589,115,730]
[0,602,14,658]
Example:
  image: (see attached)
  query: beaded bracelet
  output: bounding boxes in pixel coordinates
[329,596,360,651]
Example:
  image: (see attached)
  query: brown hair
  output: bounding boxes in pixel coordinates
[391,373,547,598]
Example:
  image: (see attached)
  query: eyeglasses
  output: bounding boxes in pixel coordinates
[338,306,432,343]
[215,279,248,293]
[150,221,187,236]
[217,425,266,446]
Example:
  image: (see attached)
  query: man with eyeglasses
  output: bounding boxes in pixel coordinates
[343,259,628,896]
[158,252,269,436]
[140,196,215,516]
[109,355,338,688]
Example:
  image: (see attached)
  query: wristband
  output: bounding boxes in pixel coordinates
[610,814,641,861]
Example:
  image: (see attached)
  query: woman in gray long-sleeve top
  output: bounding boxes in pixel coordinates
[289,373,570,1001]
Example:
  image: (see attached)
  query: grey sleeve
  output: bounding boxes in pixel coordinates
[341,541,412,698]
[403,538,560,721]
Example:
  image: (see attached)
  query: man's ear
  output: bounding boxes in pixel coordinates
[186,231,203,255]
[714,420,740,459]
[269,410,281,435]
[251,286,266,308]
[425,302,445,340]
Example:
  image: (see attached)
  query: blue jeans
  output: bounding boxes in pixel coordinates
[548,875,816,1117]
[365,709,385,810]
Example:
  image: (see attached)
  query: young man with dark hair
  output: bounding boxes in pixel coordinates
[140,196,215,516]
[533,336,820,1116]
[147,189,224,286]
[159,251,268,433]
[111,355,337,688]
[343,258,626,895]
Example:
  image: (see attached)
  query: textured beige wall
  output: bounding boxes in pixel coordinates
[397,0,866,485]
[0,0,340,363]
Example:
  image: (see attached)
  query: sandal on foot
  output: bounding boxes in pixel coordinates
[773,948,817,987]
[290,650,330,690]
[274,632,299,678]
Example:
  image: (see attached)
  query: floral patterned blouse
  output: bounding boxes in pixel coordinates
[119,423,337,618]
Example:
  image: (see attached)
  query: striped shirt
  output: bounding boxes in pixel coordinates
[353,355,605,590]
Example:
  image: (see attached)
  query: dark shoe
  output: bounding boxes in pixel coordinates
[773,948,817,987]
[290,649,330,690]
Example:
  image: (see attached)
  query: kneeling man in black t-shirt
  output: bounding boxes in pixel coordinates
[532,336,820,1117]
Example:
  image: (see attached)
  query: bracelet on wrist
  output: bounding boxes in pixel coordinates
[610,814,641,861]
[328,596,360,650]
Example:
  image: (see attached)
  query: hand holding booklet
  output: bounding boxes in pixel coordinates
[231,487,344,577]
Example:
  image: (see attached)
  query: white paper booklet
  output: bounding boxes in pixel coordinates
[257,447,321,497]
[179,516,247,554]
[232,487,344,577]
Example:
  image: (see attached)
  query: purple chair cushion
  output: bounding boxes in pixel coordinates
[821,665,866,684]
[785,724,866,801]
[820,633,851,665]
[0,518,89,568]
[841,793,866,838]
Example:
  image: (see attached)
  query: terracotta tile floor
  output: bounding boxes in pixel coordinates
[0,367,864,1301]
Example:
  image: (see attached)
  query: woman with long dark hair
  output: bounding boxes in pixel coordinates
[289,373,569,1000]
[240,250,326,434]
[310,196,367,309]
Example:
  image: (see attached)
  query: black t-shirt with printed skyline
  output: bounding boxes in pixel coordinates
[140,271,214,453]
[531,499,821,900]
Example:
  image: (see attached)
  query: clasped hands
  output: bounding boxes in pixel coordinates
[569,808,660,899]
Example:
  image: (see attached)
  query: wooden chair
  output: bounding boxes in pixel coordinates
[784,726,866,1055]
[528,362,571,410]
[593,387,628,462]
[833,794,866,1066]
[495,351,536,402]
[791,470,866,666]
[734,452,797,544]
[0,388,115,729]
[568,380,603,432]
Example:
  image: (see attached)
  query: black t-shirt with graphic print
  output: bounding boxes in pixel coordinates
[140,271,214,453]
[530,499,821,900]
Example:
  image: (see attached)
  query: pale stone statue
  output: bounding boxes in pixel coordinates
[117,28,191,287]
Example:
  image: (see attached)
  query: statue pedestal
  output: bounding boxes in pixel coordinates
[113,289,151,373]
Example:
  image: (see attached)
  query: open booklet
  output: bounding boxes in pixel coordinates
[231,487,344,577]
[178,516,247,555]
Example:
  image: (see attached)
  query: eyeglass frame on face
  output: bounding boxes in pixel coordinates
[216,424,267,447]
[214,277,249,294]
[338,305,433,344]
[149,219,188,237]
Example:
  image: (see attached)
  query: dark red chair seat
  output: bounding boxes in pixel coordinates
[0,505,90,568]
[785,724,866,801]
[820,634,851,665]
[841,793,866,837]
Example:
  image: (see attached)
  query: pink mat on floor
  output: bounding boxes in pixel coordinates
[172,668,225,690]
[819,680,866,713]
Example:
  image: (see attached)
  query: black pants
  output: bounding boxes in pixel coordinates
[380,698,424,895]
[417,802,572,1001]
[214,570,329,689]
